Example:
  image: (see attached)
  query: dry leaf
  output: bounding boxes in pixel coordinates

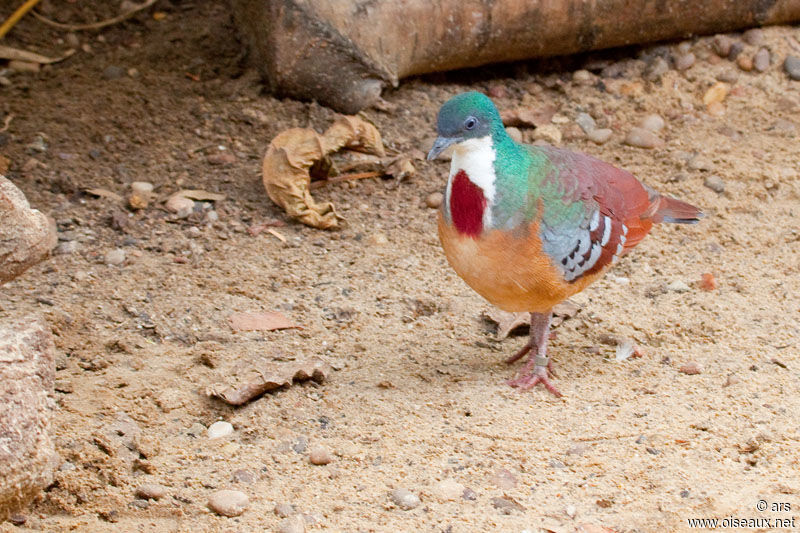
[208,357,332,406]
[174,189,226,202]
[262,115,385,229]
[229,311,298,332]
[500,105,558,128]
[84,188,124,202]
[383,154,416,182]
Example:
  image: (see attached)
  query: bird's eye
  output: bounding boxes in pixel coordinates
[464,117,477,130]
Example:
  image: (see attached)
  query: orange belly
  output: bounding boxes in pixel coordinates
[438,213,605,313]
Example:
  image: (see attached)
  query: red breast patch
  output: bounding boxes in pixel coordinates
[450,170,486,238]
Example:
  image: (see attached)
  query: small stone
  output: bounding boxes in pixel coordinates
[667,280,690,293]
[207,421,234,439]
[187,422,206,437]
[491,496,524,514]
[532,124,562,145]
[131,181,154,195]
[489,468,517,489]
[309,446,333,465]
[639,114,665,133]
[575,113,596,133]
[646,447,660,455]
[425,191,443,209]
[624,127,662,149]
[754,48,770,72]
[572,69,593,84]
[674,53,696,71]
[165,195,194,217]
[291,435,308,453]
[567,443,588,455]
[723,374,740,387]
[737,55,753,72]
[277,515,306,533]
[679,362,703,375]
[707,101,726,117]
[487,85,507,98]
[704,175,725,193]
[586,128,612,144]
[712,35,733,57]
[688,155,714,171]
[135,483,167,500]
[369,233,388,245]
[390,488,420,510]
[65,33,80,48]
[676,42,692,55]
[549,459,566,469]
[274,502,296,518]
[207,151,236,166]
[784,56,800,80]
[728,42,744,60]
[54,241,79,255]
[716,69,739,83]
[208,489,249,517]
[462,487,477,501]
[505,126,523,143]
[232,469,255,484]
[644,56,669,80]
[102,65,126,80]
[431,479,465,501]
[104,249,126,266]
[566,504,577,518]
[742,28,764,46]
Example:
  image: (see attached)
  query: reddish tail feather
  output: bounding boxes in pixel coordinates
[650,194,704,224]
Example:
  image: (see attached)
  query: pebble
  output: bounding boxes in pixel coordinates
[389,488,420,510]
[487,85,507,99]
[462,487,477,501]
[207,421,234,439]
[737,55,753,72]
[783,56,800,80]
[742,28,764,46]
[102,65,126,80]
[232,469,255,484]
[716,69,738,83]
[667,280,690,293]
[491,496,524,514]
[65,33,80,48]
[54,241,79,255]
[369,233,388,246]
[566,504,577,518]
[638,114,665,133]
[291,435,308,453]
[505,127,523,143]
[688,155,714,171]
[704,175,726,193]
[165,195,194,217]
[207,151,236,166]
[624,127,662,149]
[277,515,306,533]
[431,479,465,501]
[186,422,206,437]
[712,35,733,57]
[309,446,333,465]
[586,128,612,144]
[532,124,562,145]
[644,56,669,80]
[424,191,443,210]
[679,362,704,375]
[104,249,126,266]
[274,502,296,518]
[724,374,740,387]
[575,113,596,133]
[754,48,770,72]
[567,443,588,455]
[674,53,696,71]
[135,483,167,500]
[208,489,249,517]
[728,42,744,60]
[707,101,725,117]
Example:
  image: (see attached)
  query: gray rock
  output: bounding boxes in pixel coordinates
[575,112,596,133]
[644,56,669,80]
[784,56,800,81]
[135,484,167,500]
[742,28,764,46]
[712,35,733,57]
[102,65,126,80]
[0,316,57,522]
[728,42,744,60]
[587,128,613,144]
[639,114,665,133]
[754,48,770,72]
[624,127,663,149]
[277,515,306,533]
[674,53,696,71]
[104,249,126,266]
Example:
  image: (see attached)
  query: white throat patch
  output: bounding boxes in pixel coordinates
[445,136,497,228]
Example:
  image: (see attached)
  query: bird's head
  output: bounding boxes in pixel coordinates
[427,91,504,160]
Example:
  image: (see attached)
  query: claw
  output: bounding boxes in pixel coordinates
[507,365,562,397]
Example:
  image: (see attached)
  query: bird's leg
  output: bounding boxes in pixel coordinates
[506,311,562,397]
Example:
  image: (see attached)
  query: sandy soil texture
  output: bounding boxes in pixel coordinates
[1,3,799,532]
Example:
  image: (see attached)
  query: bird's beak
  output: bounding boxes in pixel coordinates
[426,136,459,161]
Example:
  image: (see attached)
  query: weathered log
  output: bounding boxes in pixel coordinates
[232,0,800,112]
[0,175,56,285]
[0,315,57,522]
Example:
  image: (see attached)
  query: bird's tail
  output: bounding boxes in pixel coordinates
[643,186,703,224]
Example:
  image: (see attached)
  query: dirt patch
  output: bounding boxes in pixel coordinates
[1,3,799,531]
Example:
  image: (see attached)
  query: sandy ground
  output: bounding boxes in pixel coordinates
[1,2,800,532]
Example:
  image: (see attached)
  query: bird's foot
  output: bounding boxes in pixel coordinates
[506,356,562,397]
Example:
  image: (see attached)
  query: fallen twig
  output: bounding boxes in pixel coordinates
[32,0,157,32]
[0,114,14,133]
[310,170,382,189]
[0,0,42,39]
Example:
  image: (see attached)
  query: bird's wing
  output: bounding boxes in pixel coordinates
[533,146,653,283]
